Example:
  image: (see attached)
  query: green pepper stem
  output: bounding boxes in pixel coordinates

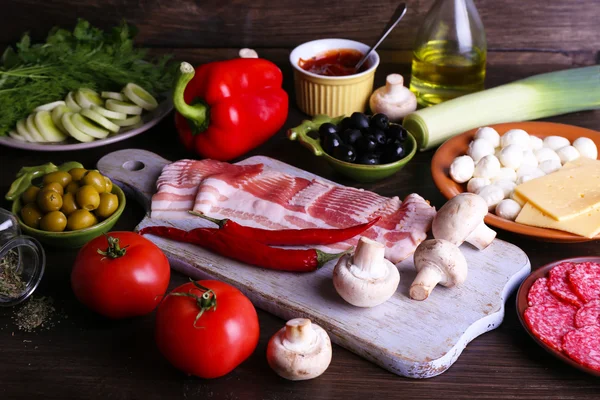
[173,62,209,134]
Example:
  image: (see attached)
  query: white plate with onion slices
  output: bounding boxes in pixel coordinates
[0,93,172,152]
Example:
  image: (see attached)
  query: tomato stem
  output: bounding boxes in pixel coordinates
[97,234,128,259]
[169,280,217,328]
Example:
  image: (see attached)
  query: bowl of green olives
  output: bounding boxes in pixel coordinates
[7,162,126,248]
[287,112,417,182]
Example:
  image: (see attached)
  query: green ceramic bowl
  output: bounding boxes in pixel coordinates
[287,115,417,183]
[11,185,126,249]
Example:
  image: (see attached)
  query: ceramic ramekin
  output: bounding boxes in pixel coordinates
[290,39,380,117]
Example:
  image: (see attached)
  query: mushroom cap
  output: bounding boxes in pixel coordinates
[432,193,489,245]
[413,239,468,286]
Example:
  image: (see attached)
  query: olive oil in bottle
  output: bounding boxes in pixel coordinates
[409,0,487,107]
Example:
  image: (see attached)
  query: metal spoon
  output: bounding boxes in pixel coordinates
[354,3,408,71]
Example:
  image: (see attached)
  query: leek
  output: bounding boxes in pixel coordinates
[403,66,600,151]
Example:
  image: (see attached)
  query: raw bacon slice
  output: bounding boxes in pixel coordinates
[575,299,600,328]
[562,325,600,371]
[527,277,562,307]
[548,262,583,307]
[524,303,577,351]
[568,262,600,304]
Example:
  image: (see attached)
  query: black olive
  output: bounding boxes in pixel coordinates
[370,113,389,130]
[318,123,339,142]
[382,141,406,164]
[386,124,408,142]
[323,133,342,155]
[339,117,354,132]
[341,129,363,146]
[356,152,380,165]
[350,112,370,130]
[355,135,377,154]
[333,144,357,163]
[368,127,386,146]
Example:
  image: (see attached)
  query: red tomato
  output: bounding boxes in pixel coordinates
[155,280,259,378]
[71,232,170,319]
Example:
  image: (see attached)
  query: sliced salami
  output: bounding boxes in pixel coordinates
[575,299,600,328]
[548,262,583,307]
[568,262,600,304]
[527,277,562,307]
[562,325,600,371]
[524,303,577,351]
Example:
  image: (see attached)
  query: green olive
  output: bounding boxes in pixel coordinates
[95,192,119,219]
[104,176,113,193]
[37,189,63,213]
[21,186,40,204]
[65,181,80,194]
[69,168,88,182]
[61,192,79,216]
[81,170,106,193]
[43,171,72,188]
[21,203,43,229]
[67,209,97,231]
[76,185,100,210]
[42,182,64,196]
[40,211,67,232]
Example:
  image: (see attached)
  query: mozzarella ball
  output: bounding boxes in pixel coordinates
[535,148,561,164]
[529,135,544,151]
[449,155,475,183]
[495,199,522,221]
[493,179,518,198]
[476,185,505,211]
[474,155,501,179]
[516,164,539,179]
[467,177,491,193]
[501,129,530,148]
[556,145,580,164]
[521,149,538,168]
[499,145,524,169]
[538,159,562,175]
[516,168,545,185]
[474,127,500,148]
[573,137,598,159]
[467,138,495,162]
[543,135,570,151]
[493,168,517,182]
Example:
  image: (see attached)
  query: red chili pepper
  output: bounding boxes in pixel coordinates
[190,211,380,246]
[173,59,288,161]
[138,226,349,273]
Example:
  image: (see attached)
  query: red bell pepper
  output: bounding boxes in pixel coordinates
[173,60,288,161]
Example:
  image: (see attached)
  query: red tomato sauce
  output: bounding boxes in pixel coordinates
[299,49,368,76]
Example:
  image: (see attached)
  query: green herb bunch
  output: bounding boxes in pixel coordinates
[0,19,176,135]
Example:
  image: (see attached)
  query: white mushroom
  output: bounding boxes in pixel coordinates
[239,48,259,58]
[501,129,530,148]
[529,135,544,151]
[521,149,539,168]
[543,135,570,151]
[332,237,400,308]
[495,199,522,221]
[534,147,561,164]
[369,74,417,122]
[432,193,496,250]
[538,159,562,175]
[410,239,468,301]
[499,144,524,169]
[473,155,501,179]
[467,139,495,162]
[556,145,580,164]
[449,155,475,183]
[493,179,517,198]
[476,185,505,211]
[492,167,517,182]
[467,177,491,193]
[573,137,598,159]
[267,318,332,381]
[474,127,500,148]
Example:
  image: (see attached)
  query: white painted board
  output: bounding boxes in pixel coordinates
[97,149,531,379]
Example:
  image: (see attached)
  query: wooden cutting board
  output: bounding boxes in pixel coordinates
[97,149,531,379]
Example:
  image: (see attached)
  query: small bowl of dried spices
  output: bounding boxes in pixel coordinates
[0,208,45,307]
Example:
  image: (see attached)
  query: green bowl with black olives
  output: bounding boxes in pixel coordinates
[287,113,417,182]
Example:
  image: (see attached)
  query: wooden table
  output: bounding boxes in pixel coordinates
[1,60,599,399]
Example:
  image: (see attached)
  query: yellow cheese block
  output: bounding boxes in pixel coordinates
[516,202,600,238]
[515,157,600,221]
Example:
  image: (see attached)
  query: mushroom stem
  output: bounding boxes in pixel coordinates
[384,74,406,97]
[282,318,317,352]
[409,263,442,301]
[465,222,497,250]
[351,237,386,278]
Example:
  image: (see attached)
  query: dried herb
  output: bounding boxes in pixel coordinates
[0,249,25,298]
[13,296,56,332]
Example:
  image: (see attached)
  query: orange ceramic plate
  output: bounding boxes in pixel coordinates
[431,122,600,243]
[516,257,600,377]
